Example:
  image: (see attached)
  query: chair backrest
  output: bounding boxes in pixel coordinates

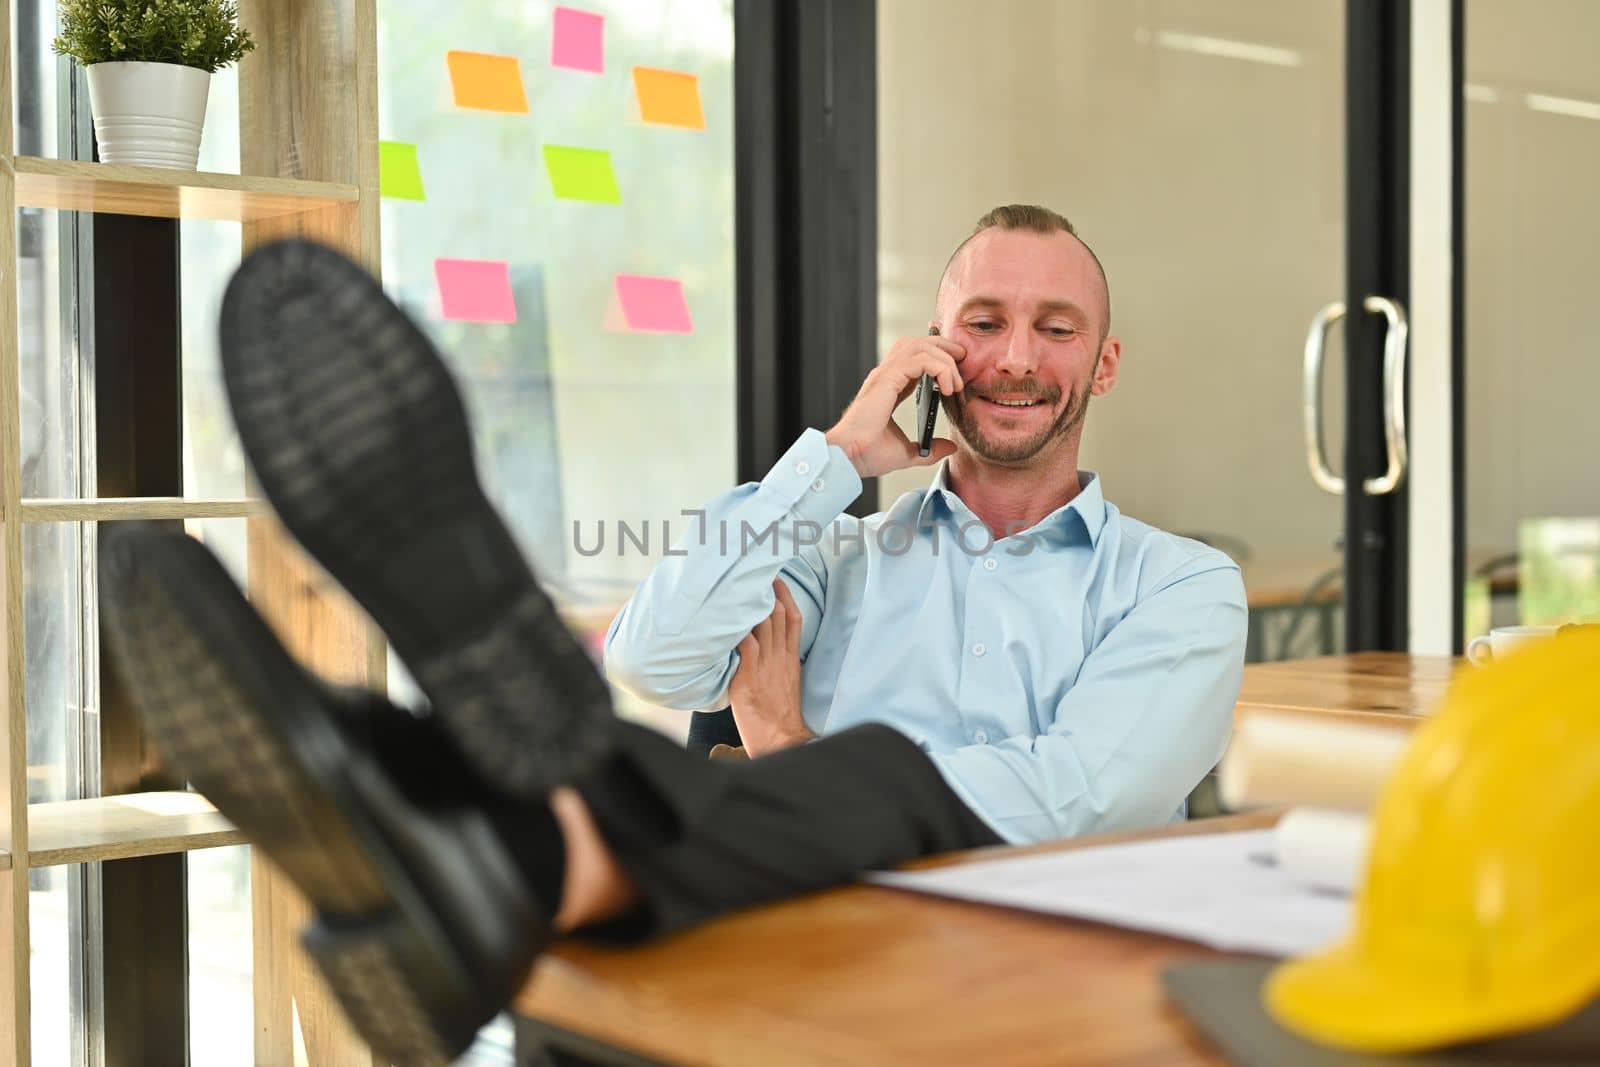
[686,707,742,757]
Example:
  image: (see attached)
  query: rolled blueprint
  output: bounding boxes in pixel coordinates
[1219,713,1411,812]
[1273,807,1371,895]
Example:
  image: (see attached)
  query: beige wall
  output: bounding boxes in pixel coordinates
[878,0,1598,581]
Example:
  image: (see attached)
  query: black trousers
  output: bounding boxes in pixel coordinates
[573,721,1002,939]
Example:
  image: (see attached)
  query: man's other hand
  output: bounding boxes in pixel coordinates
[824,334,965,478]
[728,580,814,757]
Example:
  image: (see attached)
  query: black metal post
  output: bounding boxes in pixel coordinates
[735,0,878,513]
[1344,0,1411,650]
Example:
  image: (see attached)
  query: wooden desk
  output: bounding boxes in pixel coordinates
[512,657,1449,1066]
[1235,652,1457,728]
[514,813,1278,1067]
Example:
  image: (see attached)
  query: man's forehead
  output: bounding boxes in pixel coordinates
[942,229,1104,310]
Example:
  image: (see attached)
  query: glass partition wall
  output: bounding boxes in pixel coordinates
[14,0,736,1061]
[1461,0,1600,639]
[878,0,1351,661]
[375,0,737,736]
[879,0,1598,653]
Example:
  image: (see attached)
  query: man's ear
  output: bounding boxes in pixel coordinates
[1090,336,1122,396]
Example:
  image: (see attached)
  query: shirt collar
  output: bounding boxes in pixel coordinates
[914,463,1108,546]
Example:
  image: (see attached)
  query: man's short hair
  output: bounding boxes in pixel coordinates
[941,204,1112,341]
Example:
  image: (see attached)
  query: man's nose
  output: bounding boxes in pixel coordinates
[993,328,1040,375]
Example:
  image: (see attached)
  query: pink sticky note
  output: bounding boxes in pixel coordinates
[435,259,517,323]
[615,274,693,333]
[552,7,605,73]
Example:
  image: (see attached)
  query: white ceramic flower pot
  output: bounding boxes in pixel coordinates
[85,61,211,170]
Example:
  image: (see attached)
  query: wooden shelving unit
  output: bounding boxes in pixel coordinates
[14,156,358,222]
[27,792,245,868]
[1,1,385,1063]
[16,496,267,522]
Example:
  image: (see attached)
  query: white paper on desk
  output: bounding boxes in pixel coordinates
[867,830,1350,958]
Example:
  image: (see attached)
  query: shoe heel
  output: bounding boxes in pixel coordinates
[301,910,487,1067]
[412,586,615,799]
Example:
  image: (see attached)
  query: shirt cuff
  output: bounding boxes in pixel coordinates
[760,428,863,523]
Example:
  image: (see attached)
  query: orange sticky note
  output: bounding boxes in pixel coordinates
[447,51,530,113]
[632,67,705,130]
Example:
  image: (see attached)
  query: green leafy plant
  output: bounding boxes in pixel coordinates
[53,0,256,73]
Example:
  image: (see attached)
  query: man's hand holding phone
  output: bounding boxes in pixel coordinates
[824,330,964,478]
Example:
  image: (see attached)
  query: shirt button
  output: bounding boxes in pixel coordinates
[972,643,986,657]
[811,478,825,492]
[795,461,811,476]
[974,729,990,744]
[983,558,997,571]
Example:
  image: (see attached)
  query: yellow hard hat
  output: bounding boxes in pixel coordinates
[1266,626,1600,1052]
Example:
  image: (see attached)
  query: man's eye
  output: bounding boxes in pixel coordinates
[968,321,998,333]
[1046,327,1077,338]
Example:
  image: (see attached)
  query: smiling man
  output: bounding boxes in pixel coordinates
[98,234,1252,1061]
[606,204,1248,845]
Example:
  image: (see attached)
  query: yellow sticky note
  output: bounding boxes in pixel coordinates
[632,67,705,130]
[543,145,622,203]
[378,141,426,200]
[447,51,530,113]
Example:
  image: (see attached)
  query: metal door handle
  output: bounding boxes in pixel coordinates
[1360,295,1408,495]
[1302,301,1347,495]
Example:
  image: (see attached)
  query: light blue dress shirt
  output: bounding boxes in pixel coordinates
[604,429,1248,844]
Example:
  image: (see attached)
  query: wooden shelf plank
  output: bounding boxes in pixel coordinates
[18,497,267,522]
[13,156,359,222]
[28,792,246,867]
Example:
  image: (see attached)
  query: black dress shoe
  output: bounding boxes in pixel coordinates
[218,237,613,799]
[99,524,553,1067]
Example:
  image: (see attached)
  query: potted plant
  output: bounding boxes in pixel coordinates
[53,0,255,171]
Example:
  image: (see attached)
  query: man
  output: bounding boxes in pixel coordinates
[607,204,1248,843]
[99,233,1237,1067]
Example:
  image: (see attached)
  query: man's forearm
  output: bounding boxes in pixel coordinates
[603,429,860,710]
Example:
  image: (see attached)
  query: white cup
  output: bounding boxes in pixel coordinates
[1466,625,1557,667]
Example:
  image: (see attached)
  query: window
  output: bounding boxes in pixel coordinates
[15,0,91,1060]
[15,2,738,1060]
[375,0,736,734]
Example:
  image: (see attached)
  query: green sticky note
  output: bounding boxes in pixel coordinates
[379,141,426,200]
[543,144,622,203]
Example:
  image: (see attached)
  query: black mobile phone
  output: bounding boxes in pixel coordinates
[914,326,941,457]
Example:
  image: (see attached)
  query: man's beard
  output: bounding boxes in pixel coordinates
[944,377,1092,463]
[940,377,1094,463]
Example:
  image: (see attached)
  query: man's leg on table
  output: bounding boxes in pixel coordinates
[210,234,1004,929]
[569,720,1001,939]
[96,237,1002,1064]
[100,524,997,1064]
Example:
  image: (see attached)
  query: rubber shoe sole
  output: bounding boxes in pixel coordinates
[99,525,541,1067]
[218,238,613,799]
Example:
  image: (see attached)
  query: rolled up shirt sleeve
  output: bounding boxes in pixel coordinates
[926,560,1248,845]
[604,429,862,711]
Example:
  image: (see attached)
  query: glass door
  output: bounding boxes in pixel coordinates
[1457,0,1600,641]
[877,0,1413,662]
